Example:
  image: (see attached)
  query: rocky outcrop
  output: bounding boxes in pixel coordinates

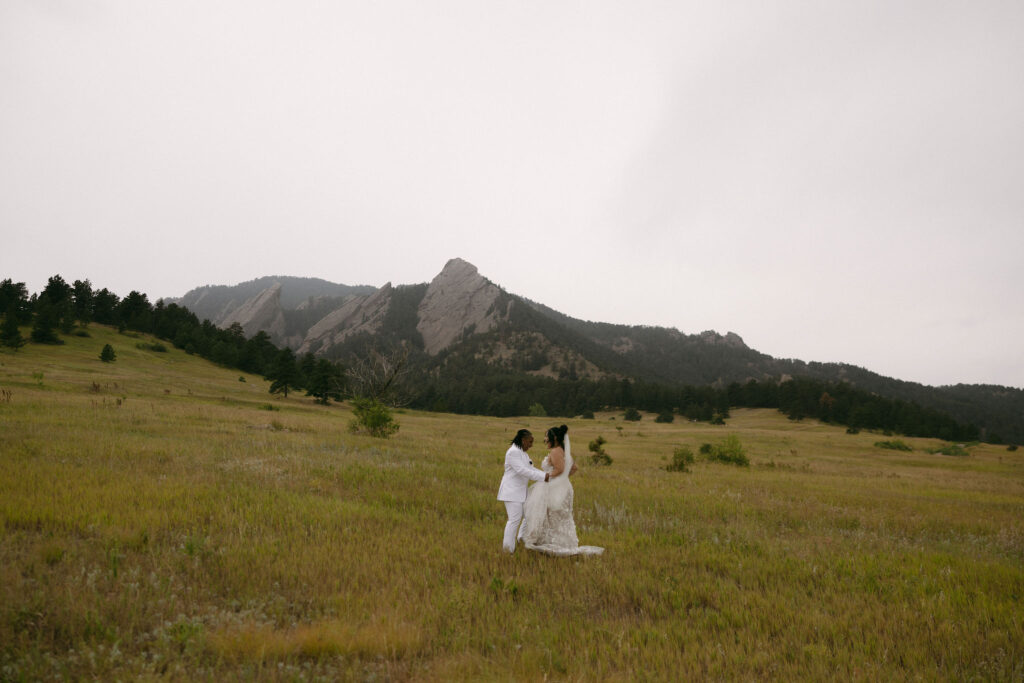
[416,258,509,355]
[221,283,287,340]
[296,283,394,355]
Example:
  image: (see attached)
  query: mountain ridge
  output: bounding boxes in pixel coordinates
[164,258,1024,442]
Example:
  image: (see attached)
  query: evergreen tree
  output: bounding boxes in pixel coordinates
[92,288,120,325]
[266,348,301,398]
[305,358,345,405]
[30,302,62,344]
[1,306,27,350]
[118,291,153,332]
[72,279,95,325]
[40,275,72,308]
[99,343,116,362]
[0,280,30,324]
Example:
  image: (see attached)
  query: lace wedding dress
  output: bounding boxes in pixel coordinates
[519,438,604,557]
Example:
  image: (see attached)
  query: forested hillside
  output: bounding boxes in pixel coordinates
[3,273,1021,444]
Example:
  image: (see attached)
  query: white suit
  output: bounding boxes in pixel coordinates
[497,443,546,553]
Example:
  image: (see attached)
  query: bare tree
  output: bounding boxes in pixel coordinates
[346,343,414,406]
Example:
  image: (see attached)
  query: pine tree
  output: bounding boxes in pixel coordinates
[100,344,116,362]
[1,306,27,351]
[305,358,345,405]
[266,348,301,398]
[30,302,62,344]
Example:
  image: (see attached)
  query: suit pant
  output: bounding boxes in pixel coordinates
[502,501,524,553]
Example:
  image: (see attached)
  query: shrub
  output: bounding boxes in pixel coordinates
[875,440,913,452]
[623,408,641,422]
[349,397,399,438]
[581,410,595,420]
[710,412,726,425]
[136,342,167,352]
[655,411,675,424]
[99,344,116,362]
[846,427,861,434]
[929,444,969,457]
[588,435,612,466]
[703,435,749,467]
[1008,445,1018,452]
[528,402,547,417]
[666,446,694,472]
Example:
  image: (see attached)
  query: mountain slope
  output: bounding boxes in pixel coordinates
[166,259,1024,442]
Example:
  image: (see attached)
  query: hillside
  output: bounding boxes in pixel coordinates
[1,325,1022,679]
[163,259,1024,443]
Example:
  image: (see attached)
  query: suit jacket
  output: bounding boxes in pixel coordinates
[496,444,546,503]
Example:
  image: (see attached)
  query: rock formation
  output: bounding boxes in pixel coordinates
[416,258,510,355]
[221,283,287,340]
[296,283,394,355]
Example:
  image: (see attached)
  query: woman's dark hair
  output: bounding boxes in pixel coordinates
[546,424,569,448]
[511,429,532,448]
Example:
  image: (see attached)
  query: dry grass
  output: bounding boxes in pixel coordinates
[1,325,1022,680]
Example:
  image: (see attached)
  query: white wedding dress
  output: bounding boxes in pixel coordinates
[519,438,603,557]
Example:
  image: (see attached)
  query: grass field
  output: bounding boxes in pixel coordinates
[1,325,1022,680]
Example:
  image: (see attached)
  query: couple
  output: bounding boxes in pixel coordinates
[497,425,604,556]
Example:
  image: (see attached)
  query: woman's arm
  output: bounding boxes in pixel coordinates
[548,448,565,478]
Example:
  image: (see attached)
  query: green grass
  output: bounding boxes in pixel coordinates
[1,325,1023,680]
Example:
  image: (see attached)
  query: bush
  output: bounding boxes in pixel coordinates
[929,444,969,457]
[136,342,167,352]
[875,440,913,452]
[349,397,400,438]
[666,446,694,472]
[1008,445,1018,452]
[581,410,595,420]
[655,411,675,424]
[846,427,861,434]
[99,344,116,362]
[703,434,749,467]
[623,408,641,422]
[710,412,726,425]
[588,435,612,466]
[528,402,547,417]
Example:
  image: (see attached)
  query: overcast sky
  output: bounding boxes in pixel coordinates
[2,1,1022,388]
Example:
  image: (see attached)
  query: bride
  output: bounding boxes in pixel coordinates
[519,425,604,556]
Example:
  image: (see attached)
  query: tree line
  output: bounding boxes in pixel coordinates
[1,275,983,443]
[1,276,344,405]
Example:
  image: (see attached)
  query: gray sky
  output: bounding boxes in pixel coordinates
[3,1,1022,388]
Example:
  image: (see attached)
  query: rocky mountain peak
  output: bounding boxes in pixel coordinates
[416,258,508,355]
[221,282,286,339]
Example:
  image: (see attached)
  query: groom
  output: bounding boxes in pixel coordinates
[497,428,550,553]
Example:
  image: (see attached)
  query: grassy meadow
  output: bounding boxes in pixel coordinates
[1,325,1022,680]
